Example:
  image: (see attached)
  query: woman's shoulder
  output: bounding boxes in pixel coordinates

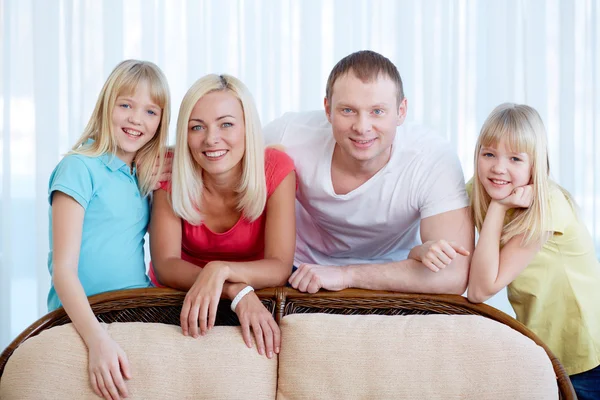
[264,147,295,173]
[264,147,295,196]
[265,146,293,162]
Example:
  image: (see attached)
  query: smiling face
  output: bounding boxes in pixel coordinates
[112,81,162,165]
[186,90,246,180]
[325,71,406,169]
[477,138,532,200]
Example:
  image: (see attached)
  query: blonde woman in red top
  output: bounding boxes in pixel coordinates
[149,74,296,360]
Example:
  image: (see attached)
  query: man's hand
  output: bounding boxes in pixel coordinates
[288,264,350,293]
[408,240,470,273]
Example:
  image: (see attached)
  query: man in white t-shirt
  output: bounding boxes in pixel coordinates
[263,50,474,294]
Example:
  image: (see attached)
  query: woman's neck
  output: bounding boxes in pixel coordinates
[202,167,242,198]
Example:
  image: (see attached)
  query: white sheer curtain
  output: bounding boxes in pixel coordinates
[1,0,599,349]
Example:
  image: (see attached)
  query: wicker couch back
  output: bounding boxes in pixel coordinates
[0,287,576,399]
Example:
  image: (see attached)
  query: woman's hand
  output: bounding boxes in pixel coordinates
[88,332,131,400]
[234,290,280,359]
[496,185,534,210]
[180,261,230,337]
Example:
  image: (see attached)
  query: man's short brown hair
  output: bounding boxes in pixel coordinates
[325,50,404,106]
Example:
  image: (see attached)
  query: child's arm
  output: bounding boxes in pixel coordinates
[52,192,130,400]
[467,186,548,303]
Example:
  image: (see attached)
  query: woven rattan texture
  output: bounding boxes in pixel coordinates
[284,297,482,317]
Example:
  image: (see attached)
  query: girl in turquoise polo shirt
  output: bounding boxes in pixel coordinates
[47,59,170,400]
[465,103,600,400]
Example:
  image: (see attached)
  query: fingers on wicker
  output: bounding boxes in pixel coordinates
[306,275,321,294]
[297,268,315,292]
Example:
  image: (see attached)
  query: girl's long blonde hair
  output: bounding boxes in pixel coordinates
[471,103,568,246]
[70,59,171,196]
[171,74,266,225]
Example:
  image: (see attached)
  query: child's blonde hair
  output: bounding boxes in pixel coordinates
[171,74,266,225]
[70,59,171,197]
[471,103,572,246]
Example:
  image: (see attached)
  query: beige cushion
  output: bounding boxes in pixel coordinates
[277,314,558,400]
[0,322,276,400]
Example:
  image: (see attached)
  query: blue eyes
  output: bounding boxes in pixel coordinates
[482,152,524,162]
[119,103,159,116]
[190,122,234,131]
[341,108,384,115]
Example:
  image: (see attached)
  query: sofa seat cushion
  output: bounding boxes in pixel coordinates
[277,313,558,400]
[0,322,277,400]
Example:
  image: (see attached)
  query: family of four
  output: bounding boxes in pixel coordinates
[47,51,600,400]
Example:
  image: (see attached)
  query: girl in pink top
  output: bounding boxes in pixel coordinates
[149,74,296,359]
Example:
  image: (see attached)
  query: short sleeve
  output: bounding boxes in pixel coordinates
[264,148,296,197]
[415,146,469,219]
[48,155,94,209]
[263,113,292,146]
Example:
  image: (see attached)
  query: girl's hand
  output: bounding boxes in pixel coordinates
[180,261,229,337]
[88,333,131,400]
[410,240,470,272]
[234,291,280,359]
[497,185,534,210]
[147,150,173,190]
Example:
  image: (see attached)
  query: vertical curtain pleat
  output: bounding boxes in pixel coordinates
[1,0,599,350]
[1,0,13,350]
[32,0,60,317]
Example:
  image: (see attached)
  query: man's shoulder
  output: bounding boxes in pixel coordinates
[279,110,330,132]
[270,111,332,149]
[399,122,453,153]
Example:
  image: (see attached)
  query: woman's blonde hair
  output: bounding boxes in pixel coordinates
[171,74,266,225]
[471,103,564,246]
[70,59,171,197]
